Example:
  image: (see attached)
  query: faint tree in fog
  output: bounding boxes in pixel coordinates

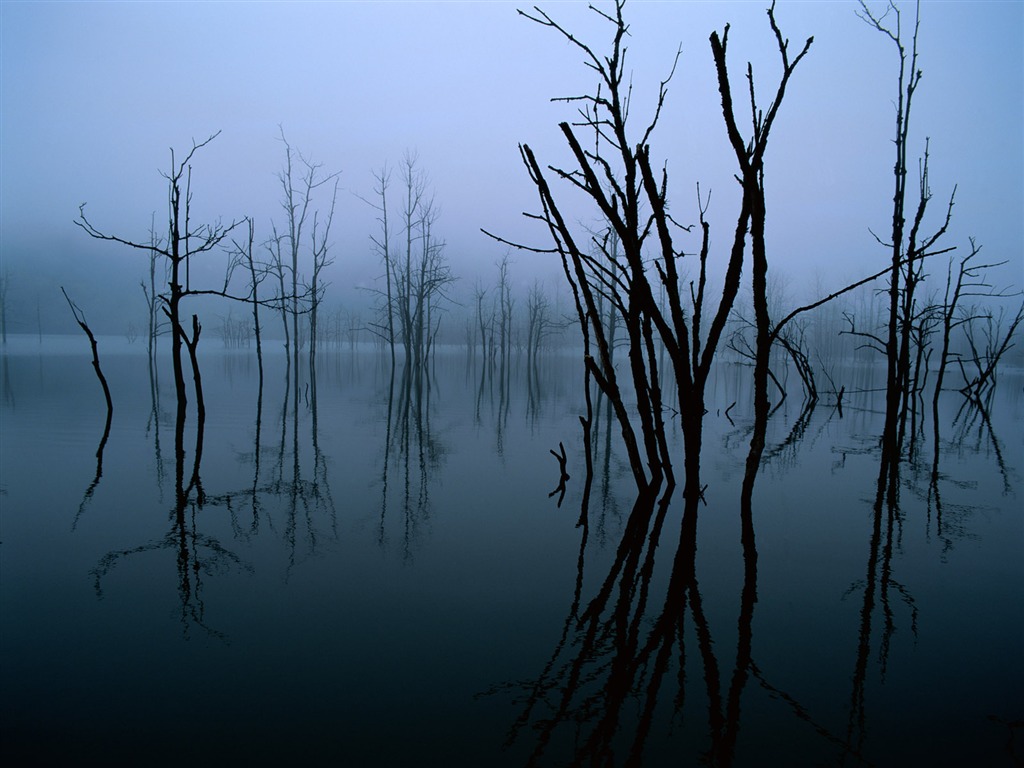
[308,181,338,374]
[374,152,456,374]
[496,254,515,373]
[363,163,398,367]
[273,128,340,374]
[473,280,493,363]
[139,213,164,367]
[226,218,266,383]
[397,152,427,368]
[0,268,8,345]
[266,229,290,349]
[525,279,554,370]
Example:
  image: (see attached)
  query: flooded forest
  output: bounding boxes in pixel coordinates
[2,2,1021,766]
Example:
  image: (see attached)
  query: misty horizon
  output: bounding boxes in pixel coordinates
[1,1,1020,341]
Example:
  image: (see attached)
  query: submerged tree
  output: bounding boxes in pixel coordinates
[364,163,398,367]
[272,128,340,374]
[225,218,266,385]
[367,152,455,376]
[855,1,958,499]
[494,1,811,510]
[76,133,240,435]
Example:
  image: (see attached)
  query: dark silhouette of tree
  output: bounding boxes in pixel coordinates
[855,2,958,501]
[711,3,813,472]
[957,300,1024,400]
[75,132,241,443]
[490,1,811,512]
[60,287,113,422]
[62,287,113,530]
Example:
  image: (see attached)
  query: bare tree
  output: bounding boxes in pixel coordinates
[274,128,340,374]
[226,217,267,385]
[525,279,553,370]
[140,214,164,368]
[473,280,492,364]
[308,178,339,377]
[265,227,290,351]
[958,300,1024,399]
[496,253,514,374]
[61,287,113,421]
[75,132,240,433]
[857,1,957,498]
[492,1,811,510]
[711,1,813,451]
[368,152,455,375]
[363,164,397,367]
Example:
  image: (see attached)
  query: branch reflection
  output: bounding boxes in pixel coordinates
[377,362,448,559]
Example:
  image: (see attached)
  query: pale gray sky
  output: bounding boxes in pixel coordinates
[1,0,1021,333]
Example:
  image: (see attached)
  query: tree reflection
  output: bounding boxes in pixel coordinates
[85,350,344,637]
[839,378,1017,760]
[90,393,247,640]
[492,358,938,765]
[377,364,447,559]
[208,354,339,572]
[494,478,777,764]
[71,400,112,531]
[492,365,771,766]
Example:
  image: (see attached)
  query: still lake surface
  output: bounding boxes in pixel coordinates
[1,335,1021,766]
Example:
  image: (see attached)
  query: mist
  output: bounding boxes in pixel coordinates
[2,3,1023,764]
[1,1,1020,338]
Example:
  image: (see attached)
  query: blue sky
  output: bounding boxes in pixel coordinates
[1,0,1021,332]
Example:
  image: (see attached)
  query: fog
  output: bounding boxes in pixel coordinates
[1,0,1021,336]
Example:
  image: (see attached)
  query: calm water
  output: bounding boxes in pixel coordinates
[1,335,1021,766]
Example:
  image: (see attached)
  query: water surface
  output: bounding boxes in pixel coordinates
[1,336,1021,765]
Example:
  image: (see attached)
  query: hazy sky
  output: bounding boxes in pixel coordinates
[1,0,1021,333]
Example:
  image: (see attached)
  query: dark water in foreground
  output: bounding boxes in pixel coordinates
[1,336,1021,766]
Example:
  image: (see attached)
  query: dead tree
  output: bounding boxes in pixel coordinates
[226,218,266,385]
[274,128,340,373]
[712,2,813,454]
[958,301,1024,399]
[474,281,492,364]
[363,164,398,367]
[61,287,114,421]
[265,227,290,352]
[308,179,339,378]
[492,1,810,510]
[857,1,957,499]
[76,132,239,434]
[375,153,455,375]
[397,152,427,368]
[496,254,515,374]
[525,279,554,370]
